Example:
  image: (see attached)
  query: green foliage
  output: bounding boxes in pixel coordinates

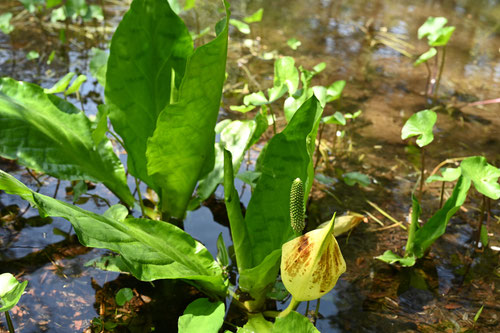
[44,72,76,94]
[178,298,225,333]
[146,6,229,218]
[0,170,227,296]
[0,273,28,312]
[26,50,40,60]
[65,74,86,95]
[0,13,14,34]
[287,38,301,50]
[376,250,416,267]
[426,167,461,183]
[273,311,320,332]
[460,156,500,200]
[230,19,250,34]
[0,78,134,206]
[115,288,133,306]
[105,0,193,192]
[401,109,437,147]
[322,112,346,125]
[418,17,448,40]
[89,48,108,87]
[243,8,264,24]
[342,172,370,186]
[414,47,436,66]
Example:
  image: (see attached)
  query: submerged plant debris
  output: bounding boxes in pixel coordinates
[0,0,499,332]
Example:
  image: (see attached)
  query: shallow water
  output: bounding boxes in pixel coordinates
[1,0,500,332]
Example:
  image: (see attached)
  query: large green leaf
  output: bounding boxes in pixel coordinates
[411,175,471,257]
[0,170,226,296]
[146,3,230,219]
[0,78,134,206]
[178,298,225,333]
[105,0,193,190]
[245,96,323,266]
[272,311,320,333]
[460,156,500,200]
[401,109,437,147]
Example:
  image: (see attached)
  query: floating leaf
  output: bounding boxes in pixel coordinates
[178,298,225,333]
[401,109,437,147]
[281,214,346,301]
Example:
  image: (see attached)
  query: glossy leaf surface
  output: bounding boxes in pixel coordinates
[146,3,229,218]
[178,298,225,333]
[105,0,193,190]
[401,109,437,147]
[0,170,226,296]
[460,156,500,200]
[0,78,134,205]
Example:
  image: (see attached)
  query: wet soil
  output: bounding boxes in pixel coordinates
[1,0,500,332]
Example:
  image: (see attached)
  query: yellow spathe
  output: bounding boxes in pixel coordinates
[281,215,346,302]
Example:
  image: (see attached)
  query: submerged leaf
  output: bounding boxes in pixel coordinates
[281,215,346,301]
[401,109,437,147]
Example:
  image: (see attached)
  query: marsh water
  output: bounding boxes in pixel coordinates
[1,0,499,332]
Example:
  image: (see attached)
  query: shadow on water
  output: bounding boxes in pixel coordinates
[1,0,500,331]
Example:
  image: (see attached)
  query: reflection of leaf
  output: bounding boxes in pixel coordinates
[401,109,437,147]
[460,156,500,200]
[414,47,437,66]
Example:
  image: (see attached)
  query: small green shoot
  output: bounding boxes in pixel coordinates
[0,13,14,34]
[26,50,39,60]
[287,38,302,50]
[401,109,437,147]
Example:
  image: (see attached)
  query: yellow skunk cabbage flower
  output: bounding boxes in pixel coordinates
[281,214,346,303]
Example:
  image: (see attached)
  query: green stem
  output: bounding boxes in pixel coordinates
[419,147,425,200]
[278,297,301,318]
[5,311,15,333]
[433,46,446,100]
[474,195,486,249]
[314,298,321,319]
[313,123,325,172]
[134,177,146,218]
